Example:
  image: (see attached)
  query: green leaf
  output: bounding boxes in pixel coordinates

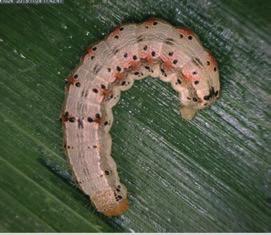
[0,0,270,232]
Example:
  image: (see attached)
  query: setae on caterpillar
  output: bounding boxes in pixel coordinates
[60,18,220,216]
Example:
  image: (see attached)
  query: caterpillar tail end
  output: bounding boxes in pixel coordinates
[180,106,197,121]
[103,198,129,217]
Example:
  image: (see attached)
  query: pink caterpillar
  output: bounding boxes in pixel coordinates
[61,18,220,216]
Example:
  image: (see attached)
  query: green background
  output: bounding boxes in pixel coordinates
[0,0,270,232]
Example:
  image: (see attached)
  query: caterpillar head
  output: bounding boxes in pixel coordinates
[179,51,220,120]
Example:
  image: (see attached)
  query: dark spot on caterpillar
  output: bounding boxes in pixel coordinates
[194,80,199,85]
[93,64,102,74]
[145,25,149,29]
[192,71,197,75]
[74,74,78,78]
[193,97,198,102]
[194,57,203,66]
[116,188,120,192]
[80,90,85,97]
[104,121,108,126]
[204,103,208,106]
[113,48,119,55]
[115,194,123,201]
[180,34,183,38]
[114,35,119,39]
[165,40,174,45]
[180,71,185,79]
[107,68,111,72]
[166,37,174,42]
[91,56,95,60]
[133,55,137,60]
[69,117,75,122]
[67,145,70,149]
[134,72,139,75]
[62,111,69,122]
[188,35,193,40]
[121,81,126,85]
[92,47,97,51]
[207,61,210,66]
[136,35,143,42]
[204,95,210,100]
[214,67,217,72]
[145,66,150,71]
[105,170,110,175]
[151,51,156,57]
[153,21,158,25]
[95,113,101,119]
[124,52,128,58]
[87,117,93,122]
[92,88,98,93]
[143,45,148,51]
[187,97,191,100]
[215,90,219,96]
[101,84,106,89]
[120,27,124,31]
[116,66,121,72]
[75,82,80,87]
[117,185,121,189]
[93,145,97,148]
[168,52,173,56]
[160,67,167,77]
[210,86,215,97]
[177,79,182,84]
[192,57,203,67]
[78,118,84,129]
[173,59,178,64]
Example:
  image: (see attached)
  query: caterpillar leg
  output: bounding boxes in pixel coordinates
[180,106,197,120]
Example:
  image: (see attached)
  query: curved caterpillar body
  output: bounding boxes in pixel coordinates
[61,18,220,216]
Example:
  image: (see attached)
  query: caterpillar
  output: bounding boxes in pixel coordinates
[61,18,220,216]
